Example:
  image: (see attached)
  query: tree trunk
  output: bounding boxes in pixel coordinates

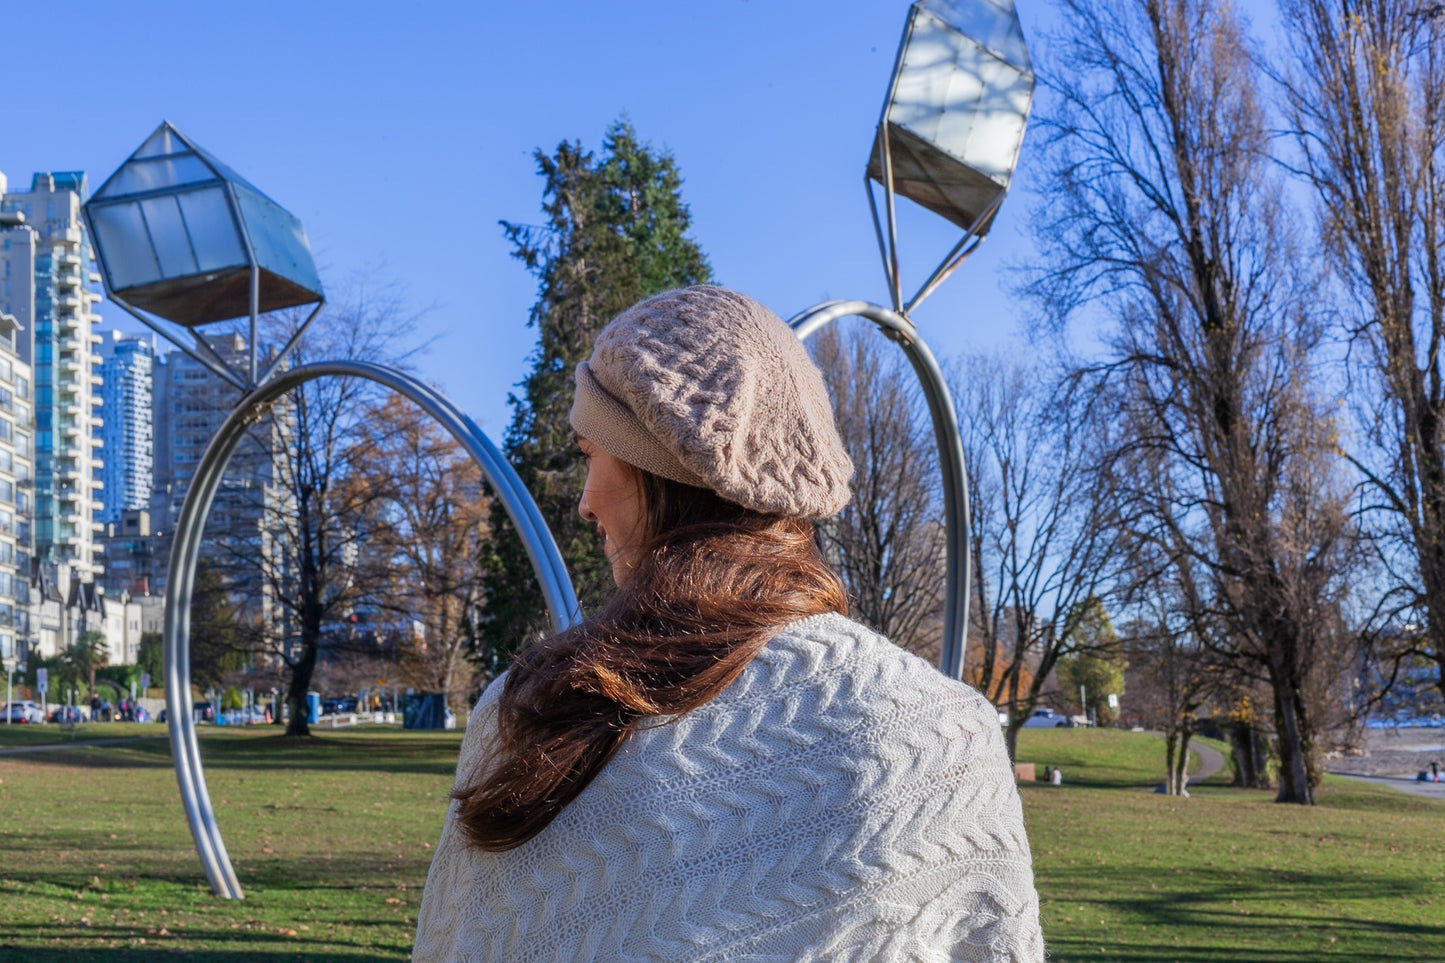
[284,625,321,737]
[1174,731,1194,795]
[1230,722,1266,789]
[1164,731,1177,794]
[1269,649,1315,804]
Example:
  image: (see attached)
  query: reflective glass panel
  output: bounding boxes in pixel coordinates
[89,203,159,289]
[959,57,1031,185]
[99,155,214,199]
[922,0,1031,72]
[892,8,1031,186]
[176,187,246,272]
[234,185,323,297]
[134,126,183,159]
[139,195,199,279]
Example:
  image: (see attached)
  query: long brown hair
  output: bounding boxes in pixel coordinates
[452,468,847,851]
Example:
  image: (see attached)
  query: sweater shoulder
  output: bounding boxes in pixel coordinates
[735,612,997,721]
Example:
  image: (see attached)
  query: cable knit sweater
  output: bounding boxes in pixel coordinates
[413,613,1044,962]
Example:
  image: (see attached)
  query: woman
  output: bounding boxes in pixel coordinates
[414,286,1043,962]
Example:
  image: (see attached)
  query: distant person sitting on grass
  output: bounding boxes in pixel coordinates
[413,286,1044,962]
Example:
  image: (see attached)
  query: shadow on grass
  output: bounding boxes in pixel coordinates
[0,939,406,963]
[5,860,429,893]
[1042,938,1434,963]
[1040,864,1445,961]
[7,732,463,778]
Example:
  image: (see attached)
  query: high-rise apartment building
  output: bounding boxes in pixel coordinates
[0,171,105,584]
[0,308,35,664]
[96,330,154,525]
[152,331,291,576]
[152,332,255,528]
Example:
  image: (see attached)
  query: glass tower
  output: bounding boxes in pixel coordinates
[0,171,105,583]
[96,330,154,525]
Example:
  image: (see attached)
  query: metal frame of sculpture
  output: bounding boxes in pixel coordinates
[84,125,580,899]
[164,361,578,898]
[795,0,1034,682]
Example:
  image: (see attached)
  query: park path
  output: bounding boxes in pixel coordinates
[0,735,167,756]
[1187,739,1227,784]
[1141,732,1227,790]
[1327,771,1445,800]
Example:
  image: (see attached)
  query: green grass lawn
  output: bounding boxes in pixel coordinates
[0,721,171,748]
[0,722,1440,961]
[1017,729,1445,961]
[0,725,463,961]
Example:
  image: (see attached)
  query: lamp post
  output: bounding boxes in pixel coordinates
[83,122,581,899]
[791,0,1035,681]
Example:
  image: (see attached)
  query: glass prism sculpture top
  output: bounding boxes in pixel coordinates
[868,0,1035,232]
[84,122,323,327]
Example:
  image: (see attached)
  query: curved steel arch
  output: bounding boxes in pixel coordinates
[163,360,581,898]
[789,301,971,681]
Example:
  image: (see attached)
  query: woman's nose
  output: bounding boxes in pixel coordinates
[578,490,596,522]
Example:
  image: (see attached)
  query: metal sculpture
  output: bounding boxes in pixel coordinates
[82,0,1034,893]
[792,0,1035,681]
[85,124,580,899]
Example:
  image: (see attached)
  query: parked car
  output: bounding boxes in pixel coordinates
[322,697,358,716]
[129,705,153,723]
[158,701,214,724]
[2,700,45,724]
[1021,707,1072,728]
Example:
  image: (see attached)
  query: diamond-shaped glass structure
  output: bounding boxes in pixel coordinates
[84,122,323,327]
[868,0,1034,233]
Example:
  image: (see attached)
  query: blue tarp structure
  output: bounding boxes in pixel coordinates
[404,693,449,730]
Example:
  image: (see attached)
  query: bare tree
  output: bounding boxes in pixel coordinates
[958,351,1127,759]
[1277,0,1445,705]
[217,286,422,735]
[811,322,947,658]
[1120,570,1230,795]
[1029,0,1358,802]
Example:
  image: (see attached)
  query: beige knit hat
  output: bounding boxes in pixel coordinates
[569,285,853,518]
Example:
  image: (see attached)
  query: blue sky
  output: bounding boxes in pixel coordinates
[3,0,1057,436]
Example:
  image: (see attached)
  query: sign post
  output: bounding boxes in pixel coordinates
[37,667,47,723]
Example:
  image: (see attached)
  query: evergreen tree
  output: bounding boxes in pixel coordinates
[479,120,711,666]
[190,558,244,691]
[137,632,164,689]
[1057,598,1126,726]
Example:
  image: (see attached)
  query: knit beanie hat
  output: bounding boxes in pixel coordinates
[569,285,854,518]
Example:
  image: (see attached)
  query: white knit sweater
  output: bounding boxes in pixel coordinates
[413,614,1044,962]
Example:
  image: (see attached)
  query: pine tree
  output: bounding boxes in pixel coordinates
[479,120,711,666]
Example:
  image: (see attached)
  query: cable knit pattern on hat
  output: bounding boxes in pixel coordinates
[413,614,1045,962]
[569,286,854,518]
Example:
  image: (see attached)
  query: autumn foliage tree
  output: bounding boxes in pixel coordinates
[351,395,489,711]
